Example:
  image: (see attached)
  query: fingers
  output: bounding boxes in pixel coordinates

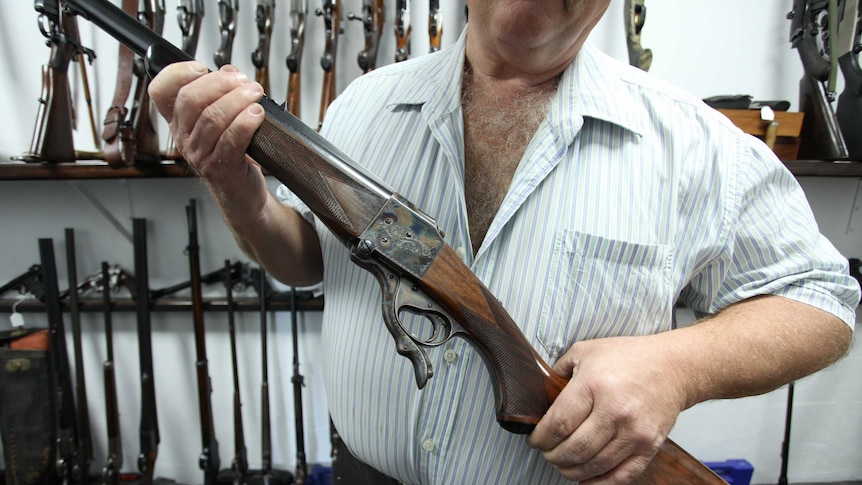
[148,60,209,120]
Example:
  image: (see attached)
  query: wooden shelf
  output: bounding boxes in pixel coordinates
[3,158,861,180]
[0,160,195,180]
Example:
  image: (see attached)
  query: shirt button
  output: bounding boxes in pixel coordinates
[443,349,458,364]
[455,246,467,260]
[421,439,436,452]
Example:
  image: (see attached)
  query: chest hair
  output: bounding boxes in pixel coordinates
[462,70,557,255]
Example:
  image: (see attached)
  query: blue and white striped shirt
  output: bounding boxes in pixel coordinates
[278,28,859,485]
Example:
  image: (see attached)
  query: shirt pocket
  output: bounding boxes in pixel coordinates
[537,230,674,361]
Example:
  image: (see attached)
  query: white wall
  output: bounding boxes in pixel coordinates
[0,1,859,484]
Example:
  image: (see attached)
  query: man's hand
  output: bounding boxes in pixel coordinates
[526,335,689,484]
[148,61,267,221]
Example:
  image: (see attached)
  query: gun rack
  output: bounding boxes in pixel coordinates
[0,295,324,314]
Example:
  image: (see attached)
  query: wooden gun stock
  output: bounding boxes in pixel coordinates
[316,0,342,130]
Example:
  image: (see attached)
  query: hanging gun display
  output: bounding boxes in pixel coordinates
[63,1,726,482]
[316,0,342,130]
[285,0,307,117]
[214,0,238,68]
[132,218,160,485]
[252,0,275,95]
[394,0,410,62]
[788,0,858,160]
[624,0,652,71]
[348,0,385,73]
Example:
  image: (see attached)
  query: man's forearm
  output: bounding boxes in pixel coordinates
[667,295,853,409]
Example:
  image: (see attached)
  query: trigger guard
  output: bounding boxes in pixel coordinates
[350,250,434,388]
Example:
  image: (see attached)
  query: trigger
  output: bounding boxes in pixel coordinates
[391,330,433,388]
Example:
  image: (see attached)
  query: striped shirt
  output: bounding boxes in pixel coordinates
[277,28,859,485]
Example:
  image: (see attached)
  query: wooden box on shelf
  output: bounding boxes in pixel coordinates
[718,109,804,161]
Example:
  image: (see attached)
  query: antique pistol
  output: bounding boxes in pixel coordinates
[63,1,723,481]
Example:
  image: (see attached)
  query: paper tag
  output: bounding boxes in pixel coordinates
[9,312,25,328]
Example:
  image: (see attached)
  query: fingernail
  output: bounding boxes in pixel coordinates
[190,61,207,73]
[234,71,249,82]
[249,104,264,116]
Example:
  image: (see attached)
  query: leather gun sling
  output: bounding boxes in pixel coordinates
[101,0,137,167]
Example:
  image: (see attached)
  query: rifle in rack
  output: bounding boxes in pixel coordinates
[0,265,45,301]
[39,238,80,484]
[834,0,862,159]
[129,0,165,164]
[214,0,239,68]
[624,0,652,71]
[290,288,308,485]
[348,0,385,73]
[62,2,725,482]
[252,0,275,95]
[789,0,852,160]
[428,0,442,53]
[19,1,95,163]
[258,268,273,484]
[186,200,221,485]
[132,218,159,485]
[166,0,205,159]
[150,261,246,299]
[394,0,411,62]
[65,229,93,485]
[224,260,249,485]
[100,262,123,485]
[316,0,342,130]
[285,0,307,117]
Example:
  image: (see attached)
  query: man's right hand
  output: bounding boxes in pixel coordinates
[149,61,267,221]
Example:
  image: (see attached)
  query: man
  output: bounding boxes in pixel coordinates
[149,0,858,483]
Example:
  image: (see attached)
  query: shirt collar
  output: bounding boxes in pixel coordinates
[384,28,647,144]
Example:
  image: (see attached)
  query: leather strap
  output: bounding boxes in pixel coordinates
[102,0,137,167]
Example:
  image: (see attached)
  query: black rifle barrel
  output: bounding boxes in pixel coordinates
[226,259,249,485]
[39,238,79,482]
[133,218,159,485]
[291,287,308,485]
[260,268,273,479]
[101,261,123,485]
[65,228,92,484]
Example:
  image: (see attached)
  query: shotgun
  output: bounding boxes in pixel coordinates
[347,0,385,73]
[39,238,79,484]
[623,0,652,71]
[251,0,275,95]
[315,0,342,130]
[100,262,123,485]
[224,260,249,485]
[65,229,92,485]
[64,2,724,481]
[428,0,442,53]
[132,218,159,485]
[186,199,221,485]
[394,0,410,62]
[285,0,307,117]
[214,0,238,68]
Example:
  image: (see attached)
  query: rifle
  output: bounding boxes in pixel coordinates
[166,0,205,159]
[20,1,81,163]
[428,0,442,53]
[348,0,385,73]
[64,3,724,481]
[394,0,410,62]
[129,0,165,164]
[100,262,123,485]
[65,229,92,485]
[251,0,275,95]
[285,0,307,117]
[258,267,274,484]
[834,0,862,159]
[214,0,238,68]
[623,0,652,71]
[39,238,79,484]
[186,199,221,485]
[788,0,851,160]
[315,0,342,130]
[224,260,249,485]
[290,288,308,485]
[132,218,159,485]
[150,259,246,299]
[0,265,45,301]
